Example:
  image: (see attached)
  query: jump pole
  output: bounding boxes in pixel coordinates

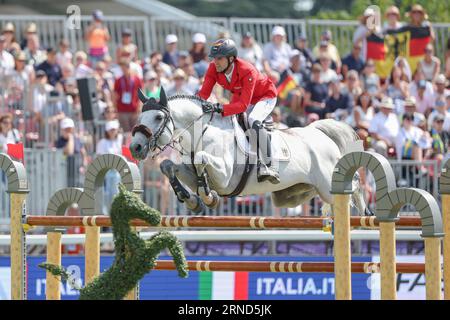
[441,160,450,300]
[379,221,396,300]
[46,231,61,299]
[1,154,29,300]
[85,226,100,285]
[332,194,351,300]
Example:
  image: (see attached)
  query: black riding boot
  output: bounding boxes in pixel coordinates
[252,121,280,184]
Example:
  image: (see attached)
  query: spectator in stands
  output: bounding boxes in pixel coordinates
[395,112,431,163]
[143,70,160,99]
[418,44,441,83]
[95,61,114,93]
[324,75,353,121]
[318,53,337,84]
[94,65,113,110]
[8,51,34,108]
[341,42,365,79]
[166,68,193,96]
[429,114,450,164]
[238,32,263,71]
[189,33,207,63]
[85,10,110,65]
[22,34,45,67]
[1,22,20,56]
[401,96,426,128]
[31,70,53,116]
[162,34,179,69]
[112,46,143,79]
[303,63,328,119]
[116,28,138,63]
[428,99,450,132]
[383,6,403,32]
[415,79,435,116]
[55,117,84,157]
[96,119,123,215]
[394,57,412,82]
[433,74,450,103]
[74,51,94,79]
[349,91,375,148]
[294,34,314,69]
[0,35,15,77]
[361,59,381,98]
[385,65,409,113]
[263,26,292,74]
[353,7,379,63]
[409,68,434,99]
[56,39,73,67]
[278,49,308,113]
[313,30,341,72]
[60,63,76,94]
[0,113,21,153]
[20,23,37,50]
[344,69,363,102]
[406,4,435,42]
[36,48,62,87]
[368,97,399,157]
[180,63,201,93]
[145,51,172,79]
[113,58,143,133]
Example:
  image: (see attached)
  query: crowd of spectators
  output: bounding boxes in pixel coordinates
[1,5,450,215]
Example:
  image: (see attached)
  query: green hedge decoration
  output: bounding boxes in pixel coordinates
[40,184,188,300]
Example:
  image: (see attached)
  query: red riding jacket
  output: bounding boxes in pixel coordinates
[197,58,277,117]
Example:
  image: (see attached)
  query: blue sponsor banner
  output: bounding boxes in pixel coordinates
[0,256,371,300]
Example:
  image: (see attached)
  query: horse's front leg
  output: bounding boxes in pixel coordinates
[194,151,231,209]
[160,159,204,213]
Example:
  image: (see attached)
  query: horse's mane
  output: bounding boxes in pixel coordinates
[167,94,206,104]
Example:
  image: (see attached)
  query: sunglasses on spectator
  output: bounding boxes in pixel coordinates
[1,120,12,125]
[435,119,444,123]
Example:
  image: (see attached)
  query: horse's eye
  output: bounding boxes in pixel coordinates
[155,114,163,121]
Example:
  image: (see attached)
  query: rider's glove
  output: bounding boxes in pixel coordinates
[202,101,223,114]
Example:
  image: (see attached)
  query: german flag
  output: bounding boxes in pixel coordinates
[366,25,431,79]
[276,74,297,100]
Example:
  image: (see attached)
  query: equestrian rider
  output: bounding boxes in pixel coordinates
[197,38,280,184]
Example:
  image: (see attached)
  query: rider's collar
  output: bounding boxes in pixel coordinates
[225,62,235,83]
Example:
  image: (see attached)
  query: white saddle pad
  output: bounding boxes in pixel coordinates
[232,116,290,161]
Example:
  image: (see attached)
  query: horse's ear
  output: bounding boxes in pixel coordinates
[159,86,167,107]
[137,88,148,104]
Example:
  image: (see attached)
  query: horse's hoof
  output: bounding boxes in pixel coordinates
[186,195,205,214]
[364,207,375,216]
[205,190,220,210]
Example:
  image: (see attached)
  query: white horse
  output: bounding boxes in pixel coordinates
[130,88,369,215]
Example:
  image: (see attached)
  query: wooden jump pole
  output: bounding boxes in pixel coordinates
[24,215,423,229]
[379,221,397,300]
[85,226,100,285]
[444,194,450,300]
[424,238,442,300]
[441,161,450,300]
[46,232,61,300]
[153,260,426,273]
[1,154,29,300]
[332,194,351,300]
[10,193,27,300]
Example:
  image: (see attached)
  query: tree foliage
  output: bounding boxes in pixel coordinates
[161,0,450,22]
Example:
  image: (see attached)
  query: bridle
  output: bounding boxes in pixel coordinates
[131,98,175,158]
[131,96,212,159]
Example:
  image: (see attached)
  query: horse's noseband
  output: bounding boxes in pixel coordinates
[132,124,153,139]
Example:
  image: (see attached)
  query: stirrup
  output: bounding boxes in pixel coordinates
[257,163,280,184]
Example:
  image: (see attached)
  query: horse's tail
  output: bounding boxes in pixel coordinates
[310,119,359,155]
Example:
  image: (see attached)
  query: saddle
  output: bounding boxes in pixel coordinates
[233,113,291,161]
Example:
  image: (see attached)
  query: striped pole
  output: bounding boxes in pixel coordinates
[153,260,426,273]
[24,215,423,229]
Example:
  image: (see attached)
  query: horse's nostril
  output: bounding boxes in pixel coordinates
[134,144,142,153]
